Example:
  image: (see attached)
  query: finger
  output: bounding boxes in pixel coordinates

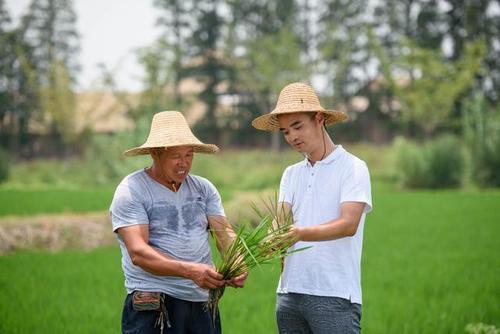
[205,275,225,288]
[207,269,223,280]
[233,281,244,288]
[225,281,237,288]
[229,276,245,288]
[203,281,219,289]
[203,276,225,289]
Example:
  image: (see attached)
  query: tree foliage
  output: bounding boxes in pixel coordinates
[19,0,80,150]
[379,38,486,135]
[1,0,500,163]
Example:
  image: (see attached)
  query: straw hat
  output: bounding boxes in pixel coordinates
[123,111,219,156]
[251,82,348,131]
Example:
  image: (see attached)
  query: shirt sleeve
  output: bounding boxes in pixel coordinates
[340,161,373,213]
[279,167,293,204]
[109,181,149,232]
[204,180,226,217]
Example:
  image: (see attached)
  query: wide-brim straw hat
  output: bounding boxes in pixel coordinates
[123,111,219,156]
[252,82,348,131]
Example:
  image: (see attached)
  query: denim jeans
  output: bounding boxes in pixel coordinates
[276,293,362,334]
[121,292,221,334]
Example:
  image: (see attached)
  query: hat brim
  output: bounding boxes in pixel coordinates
[123,143,219,157]
[252,109,348,131]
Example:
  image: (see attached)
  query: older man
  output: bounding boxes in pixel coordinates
[252,83,373,334]
[110,111,246,334]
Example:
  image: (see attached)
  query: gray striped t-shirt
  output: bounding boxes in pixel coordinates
[110,169,225,302]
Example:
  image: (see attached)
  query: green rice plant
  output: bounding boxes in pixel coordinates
[207,194,308,326]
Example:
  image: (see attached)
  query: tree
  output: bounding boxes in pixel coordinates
[319,0,372,102]
[181,0,232,145]
[39,59,76,144]
[20,0,80,149]
[20,0,79,84]
[0,0,14,146]
[136,42,172,119]
[0,1,39,154]
[373,0,500,103]
[378,38,486,135]
[154,0,194,106]
[226,0,306,148]
[444,0,500,102]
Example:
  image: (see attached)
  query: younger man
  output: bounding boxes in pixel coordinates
[252,83,372,334]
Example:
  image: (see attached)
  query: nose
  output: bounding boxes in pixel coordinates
[287,129,299,143]
[178,155,191,167]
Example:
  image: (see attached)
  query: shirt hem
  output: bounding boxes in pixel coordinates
[276,287,362,304]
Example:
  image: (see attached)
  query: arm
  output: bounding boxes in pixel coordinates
[207,215,248,288]
[285,201,366,243]
[207,215,236,254]
[117,224,224,289]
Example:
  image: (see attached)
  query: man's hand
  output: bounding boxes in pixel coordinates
[226,272,248,288]
[188,263,225,289]
[283,225,302,245]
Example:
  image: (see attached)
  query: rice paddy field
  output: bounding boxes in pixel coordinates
[0,147,499,333]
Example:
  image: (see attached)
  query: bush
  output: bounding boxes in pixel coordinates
[463,94,500,187]
[393,137,428,188]
[425,135,464,188]
[0,148,10,184]
[393,135,464,189]
[84,118,151,185]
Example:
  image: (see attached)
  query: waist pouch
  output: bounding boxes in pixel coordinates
[131,291,171,332]
[132,291,161,311]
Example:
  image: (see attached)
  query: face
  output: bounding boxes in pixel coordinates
[278,112,324,155]
[153,146,194,184]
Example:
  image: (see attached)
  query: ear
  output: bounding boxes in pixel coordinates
[315,112,325,126]
[150,148,159,160]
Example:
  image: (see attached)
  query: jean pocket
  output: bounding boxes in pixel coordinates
[327,296,352,311]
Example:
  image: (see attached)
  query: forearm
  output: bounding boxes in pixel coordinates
[208,215,236,253]
[216,229,236,254]
[299,218,358,242]
[129,244,195,279]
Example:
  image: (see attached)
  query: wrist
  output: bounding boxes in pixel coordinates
[180,261,195,279]
[296,226,306,242]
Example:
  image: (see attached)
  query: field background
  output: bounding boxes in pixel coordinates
[1,146,499,333]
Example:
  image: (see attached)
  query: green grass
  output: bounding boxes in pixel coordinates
[0,247,124,333]
[0,187,115,216]
[1,189,499,333]
[362,190,500,333]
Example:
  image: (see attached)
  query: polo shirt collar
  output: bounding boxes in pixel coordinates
[305,145,345,167]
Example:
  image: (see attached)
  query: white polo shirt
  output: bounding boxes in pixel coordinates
[277,145,372,304]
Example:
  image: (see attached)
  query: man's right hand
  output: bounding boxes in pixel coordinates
[187,263,225,289]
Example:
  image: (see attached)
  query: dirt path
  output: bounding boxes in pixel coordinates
[0,211,115,254]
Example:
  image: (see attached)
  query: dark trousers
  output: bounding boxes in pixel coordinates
[122,293,221,334]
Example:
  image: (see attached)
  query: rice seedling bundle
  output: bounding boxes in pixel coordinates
[207,195,309,324]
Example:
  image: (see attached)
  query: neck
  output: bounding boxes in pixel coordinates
[307,131,335,164]
[147,166,181,192]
